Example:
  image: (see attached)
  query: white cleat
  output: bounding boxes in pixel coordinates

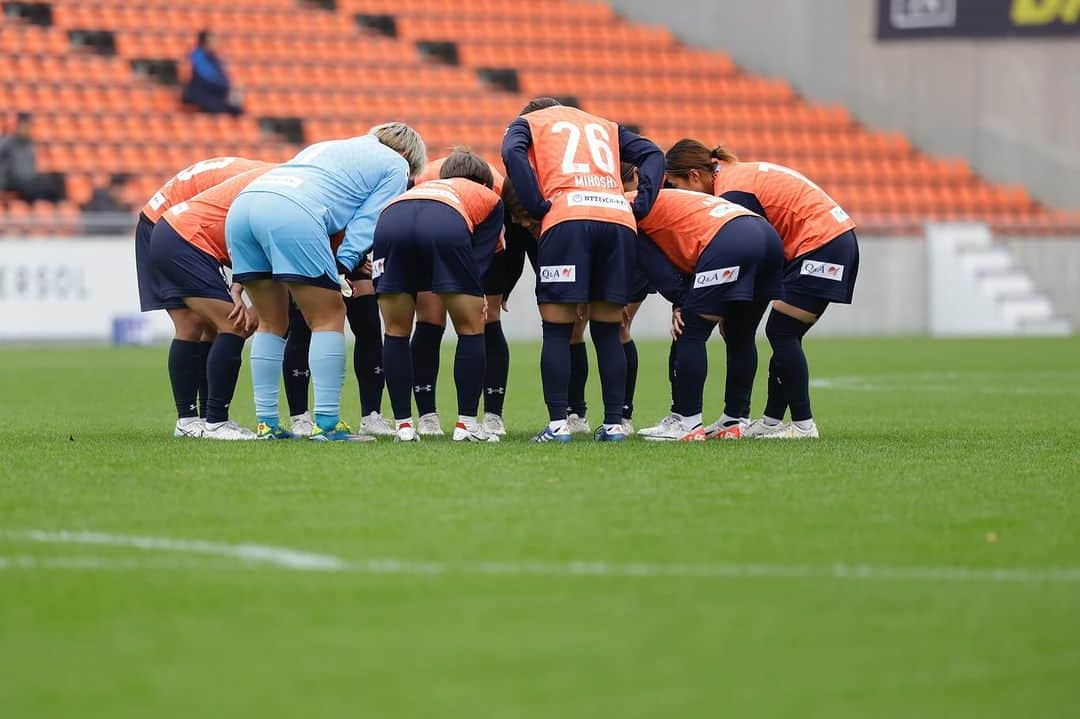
[359,411,395,436]
[637,414,680,438]
[417,412,444,436]
[566,413,590,434]
[289,412,315,437]
[620,418,634,436]
[641,421,705,442]
[757,422,819,439]
[453,422,500,442]
[173,418,205,438]
[395,422,420,443]
[481,412,507,437]
[201,420,257,441]
[742,419,783,438]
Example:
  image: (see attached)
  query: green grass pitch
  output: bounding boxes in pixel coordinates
[1,336,1078,717]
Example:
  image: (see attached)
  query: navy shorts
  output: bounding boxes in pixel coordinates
[627,267,653,304]
[372,200,488,297]
[535,219,637,305]
[782,229,860,306]
[136,212,186,311]
[147,220,232,305]
[681,216,784,318]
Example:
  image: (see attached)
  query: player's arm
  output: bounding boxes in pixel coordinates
[474,200,506,256]
[720,190,768,220]
[337,164,408,273]
[618,127,665,220]
[501,118,550,220]
[636,232,688,307]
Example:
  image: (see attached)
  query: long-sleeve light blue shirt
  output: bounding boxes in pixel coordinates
[243,134,408,271]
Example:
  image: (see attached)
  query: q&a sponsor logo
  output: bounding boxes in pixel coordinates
[694,266,740,288]
[539,265,576,283]
[800,260,844,281]
[371,258,385,279]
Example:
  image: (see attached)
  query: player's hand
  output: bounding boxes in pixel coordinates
[622,306,631,328]
[481,296,489,322]
[228,283,246,327]
[671,308,685,340]
[242,306,259,336]
[361,258,372,276]
[338,274,354,298]
[576,303,588,321]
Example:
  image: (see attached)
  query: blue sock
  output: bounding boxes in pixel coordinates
[483,321,509,416]
[541,321,573,422]
[168,339,202,419]
[197,340,212,418]
[383,334,413,421]
[346,295,384,416]
[205,333,245,424]
[567,341,588,417]
[282,301,311,417]
[673,314,716,419]
[722,301,768,419]
[589,320,626,426]
[454,333,486,417]
[622,339,638,420]
[766,311,814,422]
[309,331,346,431]
[410,321,444,416]
[250,332,287,426]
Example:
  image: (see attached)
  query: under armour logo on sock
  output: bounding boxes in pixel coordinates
[290,369,310,378]
[188,404,196,410]
[414,385,432,392]
[374,366,383,375]
[486,387,505,395]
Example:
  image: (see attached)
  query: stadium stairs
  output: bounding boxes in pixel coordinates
[3,0,1079,239]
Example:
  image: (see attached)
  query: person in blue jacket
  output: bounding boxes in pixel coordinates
[182,30,242,116]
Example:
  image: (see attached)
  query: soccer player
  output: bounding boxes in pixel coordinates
[136,156,266,436]
[225,123,426,441]
[664,140,860,438]
[632,188,784,440]
[371,149,506,442]
[502,97,664,442]
[404,152,515,438]
[147,167,271,439]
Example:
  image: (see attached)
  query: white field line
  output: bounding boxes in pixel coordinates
[3,530,1080,584]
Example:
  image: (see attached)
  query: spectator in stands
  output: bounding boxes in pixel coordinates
[0,113,65,203]
[82,173,131,214]
[182,30,243,116]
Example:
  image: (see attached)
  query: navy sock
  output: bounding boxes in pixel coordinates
[483,321,509,416]
[622,339,638,420]
[168,339,202,419]
[197,341,212,418]
[282,303,311,417]
[673,314,716,418]
[589,320,626,426]
[540,321,574,423]
[411,321,444,415]
[205,333,245,424]
[668,339,679,413]
[763,354,787,420]
[346,295,384,416]
[722,301,768,419]
[382,334,413,421]
[567,341,588,416]
[766,311,814,422]
[454,333,486,417]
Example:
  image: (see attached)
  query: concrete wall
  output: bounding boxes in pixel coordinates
[1006,238,1080,326]
[606,0,1080,209]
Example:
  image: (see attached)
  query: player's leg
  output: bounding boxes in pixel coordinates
[588,222,636,442]
[620,299,644,434]
[346,278,393,436]
[182,295,256,440]
[481,295,509,435]
[243,279,292,437]
[378,292,417,440]
[705,300,768,439]
[566,310,590,433]
[165,307,208,436]
[288,283,348,439]
[197,328,214,419]
[444,293,493,442]
[411,291,446,435]
[282,299,313,436]
[643,311,714,441]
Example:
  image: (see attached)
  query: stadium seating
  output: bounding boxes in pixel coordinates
[2,0,1077,235]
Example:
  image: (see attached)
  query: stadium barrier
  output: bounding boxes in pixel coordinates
[0,230,1076,342]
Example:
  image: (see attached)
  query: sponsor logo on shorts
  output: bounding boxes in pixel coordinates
[539,265,576,283]
[371,258,385,279]
[694,266,740,288]
[800,260,844,281]
[565,192,632,213]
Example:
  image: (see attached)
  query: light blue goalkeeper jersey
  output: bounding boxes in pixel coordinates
[240,134,408,271]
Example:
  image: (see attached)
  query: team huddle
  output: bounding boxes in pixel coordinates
[134,97,859,443]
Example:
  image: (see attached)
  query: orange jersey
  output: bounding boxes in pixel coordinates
[712,161,855,261]
[389,178,504,248]
[632,188,757,274]
[524,105,635,234]
[416,156,505,196]
[162,167,273,264]
[142,157,269,223]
